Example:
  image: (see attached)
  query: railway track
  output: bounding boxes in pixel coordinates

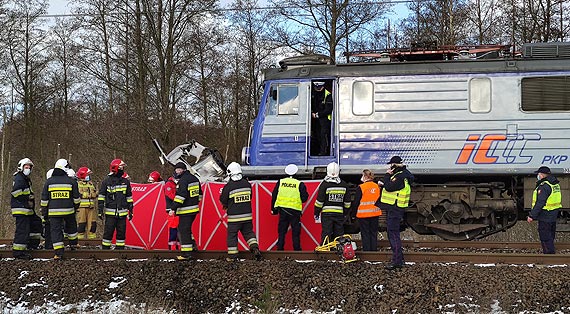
[0,248,568,265]
[1,238,569,250]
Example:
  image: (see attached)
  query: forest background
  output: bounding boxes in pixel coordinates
[0,0,568,236]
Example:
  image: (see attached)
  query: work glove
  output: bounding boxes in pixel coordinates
[128,210,133,221]
[98,209,103,220]
[40,207,48,218]
[271,208,278,215]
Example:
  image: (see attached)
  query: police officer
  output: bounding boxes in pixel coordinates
[11,158,38,259]
[314,162,351,244]
[41,159,80,259]
[351,169,382,251]
[376,156,414,270]
[98,159,133,250]
[527,166,561,254]
[171,162,202,260]
[271,164,309,251]
[76,167,98,239]
[220,162,262,261]
[311,81,333,156]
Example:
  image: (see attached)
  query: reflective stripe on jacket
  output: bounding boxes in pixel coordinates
[532,181,562,211]
[357,181,382,218]
[380,171,411,208]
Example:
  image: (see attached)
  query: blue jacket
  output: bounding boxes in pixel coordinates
[529,175,560,223]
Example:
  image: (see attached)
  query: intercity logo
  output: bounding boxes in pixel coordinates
[456,133,540,164]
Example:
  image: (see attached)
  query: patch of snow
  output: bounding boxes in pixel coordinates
[20,282,46,290]
[295,260,315,263]
[126,259,148,262]
[373,284,384,294]
[474,263,495,267]
[107,277,127,290]
[310,287,318,293]
[17,271,29,280]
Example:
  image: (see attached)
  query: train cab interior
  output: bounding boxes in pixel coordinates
[310,79,334,157]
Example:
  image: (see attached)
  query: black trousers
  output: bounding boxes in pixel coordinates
[13,215,31,256]
[227,220,258,255]
[320,213,344,244]
[102,216,127,249]
[538,220,556,254]
[318,118,331,155]
[178,214,197,257]
[50,214,78,257]
[359,216,379,251]
[277,208,302,251]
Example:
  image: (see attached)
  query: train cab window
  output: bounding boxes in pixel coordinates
[469,78,491,113]
[266,84,299,116]
[522,76,570,111]
[352,81,374,115]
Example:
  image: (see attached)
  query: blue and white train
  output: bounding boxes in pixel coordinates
[241,43,570,240]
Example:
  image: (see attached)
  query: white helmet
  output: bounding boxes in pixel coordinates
[226,162,242,176]
[326,162,340,177]
[285,164,298,176]
[46,169,54,179]
[17,158,34,171]
[67,168,76,178]
[55,158,70,170]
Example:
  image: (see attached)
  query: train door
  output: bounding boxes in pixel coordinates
[259,81,309,166]
[308,79,336,164]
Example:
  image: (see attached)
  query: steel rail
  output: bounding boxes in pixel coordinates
[0,239,569,250]
[1,249,569,265]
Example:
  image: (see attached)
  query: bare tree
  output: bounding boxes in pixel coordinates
[271,0,390,62]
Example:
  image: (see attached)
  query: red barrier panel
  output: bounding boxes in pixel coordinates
[126,183,169,250]
[126,180,324,251]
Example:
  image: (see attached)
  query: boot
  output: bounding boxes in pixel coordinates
[250,245,262,261]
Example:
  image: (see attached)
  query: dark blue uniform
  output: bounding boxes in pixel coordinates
[529,175,560,254]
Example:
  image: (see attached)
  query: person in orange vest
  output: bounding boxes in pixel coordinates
[351,169,382,251]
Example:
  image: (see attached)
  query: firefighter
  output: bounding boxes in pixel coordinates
[76,167,98,239]
[11,158,38,259]
[171,162,202,260]
[311,81,333,156]
[351,169,382,251]
[98,159,133,250]
[41,159,80,259]
[271,164,308,251]
[314,162,351,244]
[527,166,561,254]
[376,156,414,270]
[219,162,262,261]
[148,171,162,183]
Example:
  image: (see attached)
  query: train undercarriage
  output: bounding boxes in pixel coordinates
[401,177,570,241]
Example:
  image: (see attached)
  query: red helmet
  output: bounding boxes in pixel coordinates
[76,167,92,180]
[148,171,162,183]
[110,159,126,174]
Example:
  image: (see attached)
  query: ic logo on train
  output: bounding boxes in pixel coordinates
[455,133,568,165]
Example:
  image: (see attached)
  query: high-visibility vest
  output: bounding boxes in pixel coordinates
[532,180,562,211]
[324,90,332,121]
[274,177,303,211]
[357,181,382,218]
[380,171,411,208]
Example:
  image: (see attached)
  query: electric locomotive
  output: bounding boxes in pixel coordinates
[241,42,570,241]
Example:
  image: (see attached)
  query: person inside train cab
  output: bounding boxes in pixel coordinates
[527,166,561,254]
[311,81,333,156]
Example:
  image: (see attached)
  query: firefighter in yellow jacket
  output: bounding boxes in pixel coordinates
[76,167,98,239]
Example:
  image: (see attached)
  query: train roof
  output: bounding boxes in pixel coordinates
[264,57,570,81]
[265,43,570,80]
